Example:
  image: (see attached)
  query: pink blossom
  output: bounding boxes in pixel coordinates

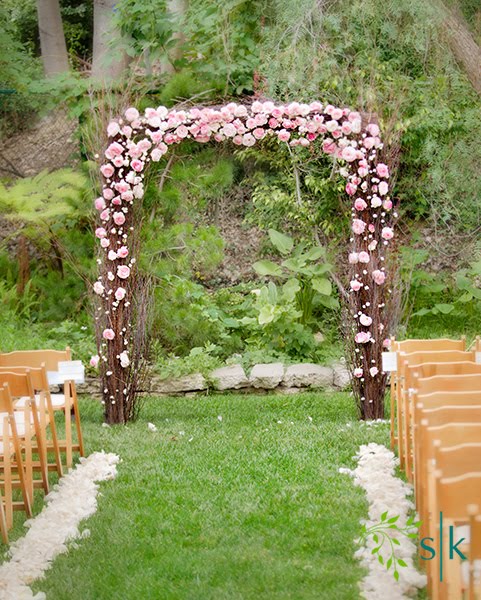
[326,120,339,132]
[125,107,140,122]
[278,129,290,142]
[378,181,389,196]
[354,198,367,211]
[331,108,343,120]
[113,212,126,226]
[100,238,110,248]
[369,366,379,377]
[358,251,370,263]
[95,227,107,239]
[100,164,114,178]
[354,368,363,378]
[100,209,110,221]
[115,181,130,194]
[271,107,284,119]
[117,265,131,279]
[355,331,371,344]
[346,183,357,196]
[102,328,115,340]
[253,128,266,140]
[268,118,279,129]
[94,197,106,211]
[372,270,386,285]
[112,197,121,206]
[341,121,352,135]
[350,280,363,292]
[376,163,389,178]
[352,219,366,235]
[151,149,163,162]
[322,139,336,154]
[383,338,391,349]
[90,355,100,368]
[366,123,380,137]
[122,126,132,138]
[131,159,144,172]
[358,166,369,178]
[107,122,120,137]
[222,123,236,137]
[360,314,372,326]
[105,142,123,159]
[103,188,114,200]
[341,146,357,162]
[348,252,359,264]
[117,246,129,258]
[242,133,255,147]
[371,196,382,208]
[368,240,377,251]
[176,125,189,138]
[383,199,393,210]
[115,287,126,301]
[368,224,375,233]
[363,137,376,150]
[113,156,124,167]
[108,250,118,261]
[93,281,104,295]
[381,227,394,240]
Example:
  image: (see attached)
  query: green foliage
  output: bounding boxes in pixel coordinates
[153,342,223,379]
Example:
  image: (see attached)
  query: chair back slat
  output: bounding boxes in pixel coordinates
[434,443,481,479]
[0,372,34,398]
[393,338,466,353]
[0,348,71,371]
[416,373,481,395]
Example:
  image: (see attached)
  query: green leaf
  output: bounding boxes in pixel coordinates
[394,570,399,581]
[282,278,301,302]
[388,516,400,524]
[392,538,401,545]
[268,229,294,255]
[312,278,332,296]
[412,308,432,317]
[258,305,276,325]
[373,534,379,543]
[434,303,455,314]
[302,247,324,261]
[378,555,384,565]
[386,557,392,570]
[253,260,283,277]
[372,546,380,554]
[398,559,408,568]
[381,511,388,522]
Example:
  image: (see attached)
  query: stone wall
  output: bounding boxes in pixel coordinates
[76,361,351,396]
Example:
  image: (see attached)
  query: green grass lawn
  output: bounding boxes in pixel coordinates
[4,391,391,600]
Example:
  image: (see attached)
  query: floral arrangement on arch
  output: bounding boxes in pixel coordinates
[91,100,396,423]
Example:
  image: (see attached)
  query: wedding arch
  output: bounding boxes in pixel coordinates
[92,100,396,424]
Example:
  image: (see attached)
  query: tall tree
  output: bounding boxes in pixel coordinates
[92,0,131,81]
[36,0,69,76]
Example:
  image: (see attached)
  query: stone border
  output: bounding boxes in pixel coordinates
[75,361,351,396]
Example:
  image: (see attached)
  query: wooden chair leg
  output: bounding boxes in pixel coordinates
[0,487,8,545]
[9,415,32,519]
[71,388,85,457]
[46,395,63,477]
[2,416,13,529]
[31,397,49,493]
[64,398,73,469]
[397,377,405,469]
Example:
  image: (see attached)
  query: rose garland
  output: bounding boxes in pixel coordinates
[92,100,396,422]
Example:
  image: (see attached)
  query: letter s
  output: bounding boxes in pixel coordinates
[420,537,436,560]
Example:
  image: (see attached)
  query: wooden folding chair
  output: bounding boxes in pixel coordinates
[0,372,49,498]
[0,366,63,478]
[0,385,33,531]
[0,349,84,468]
[398,351,476,479]
[390,338,467,451]
[432,472,481,600]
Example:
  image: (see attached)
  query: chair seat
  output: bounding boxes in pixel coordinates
[17,394,66,409]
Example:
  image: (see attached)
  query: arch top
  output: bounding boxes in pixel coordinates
[94,97,395,421]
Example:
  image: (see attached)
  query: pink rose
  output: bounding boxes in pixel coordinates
[93,281,104,295]
[108,250,118,261]
[366,123,380,137]
[359,314,372,326]
[371,197,382,208]
[242,134,255,147]
[346,183,357,196]
[151,148,163,162]
[369,367,379,377]
[115,287,126,301]
[113,155,124,167]
[352,219,366,235]
[368,224,375,233]
[376,163,389,178]
[100,164,114,178]
[358,251,370,264]
[378,181,389,196]
[125,107,140,122]
[107,122,120,137]
[381,227,394,240]
[383,338,391,349]
[102,328,115,340]
[105,142,123,159]
[253,128,265,140]
[322,139,336,154]
[363,137,376,150]
[90,355,100,368]
[117,265,131,279]
[354,367,363,378]
[113,212,126,226]
[341,147,357,162]
[278,129,290,142]
[100,238,110,248]
[350,280,363,291]
[372,270,386,285]
[117,246,129,258]
[348,252,359,264]
[100,209,110,221]
[358,166,369,178]
[355,331,371,344]
[354,198,367,211]
[103,188,114,200]
[94,197,106,211]
[131,159,144,172]
[95,227,107,239]
[383,199,393,210]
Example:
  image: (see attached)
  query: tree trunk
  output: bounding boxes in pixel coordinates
[36,0,69,77]
[440,2,481,96]
[92,0,132,82]
[160,0,188,74]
